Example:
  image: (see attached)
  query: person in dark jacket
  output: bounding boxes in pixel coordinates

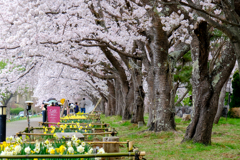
[75,102,79,114]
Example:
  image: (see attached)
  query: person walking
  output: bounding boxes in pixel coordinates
[75,102,79,114]
[80,98,86,113]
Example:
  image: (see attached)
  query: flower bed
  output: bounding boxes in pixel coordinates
[1,135,105,156]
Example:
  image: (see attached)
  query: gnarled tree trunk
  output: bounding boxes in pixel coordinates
[182,22,236,145]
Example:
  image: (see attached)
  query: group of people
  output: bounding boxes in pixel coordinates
[64,98,87,115]
[41,98,87,117]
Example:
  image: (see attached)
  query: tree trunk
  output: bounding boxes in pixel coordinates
[115,81,122,116]
[146,65,155,127]
[122,85,133,120]
[130,52,145,123]
[148,13,175,131]
[182,22,236,145]
[107,80,115,116]
[214,81,228,124]
[131,86,145,123]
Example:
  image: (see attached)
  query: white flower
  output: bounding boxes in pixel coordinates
[15,145,22,153]
[97,148,105,154]
[185,39,191,44]
[81,142,86,147]
[24,146,31,154]
[74,142,79,147]
[47,143,53,149]
[4,146,10,152]
[179,37,185,42]
[214,9,221,15]
[77,145,84,153]
[180,14,184,20]
[145,5,152,9]
[67,141,72,147]
[9,136,14,142]
[16,137,22,143]
[68,147,74,154]
[6,151,13,155]
[35,142,40,148]
[71,135,77,142]
[34,147,40,153]
[1,151,6,155]
[88,148,93,154]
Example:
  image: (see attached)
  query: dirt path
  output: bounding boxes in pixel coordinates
[6,117,42,137]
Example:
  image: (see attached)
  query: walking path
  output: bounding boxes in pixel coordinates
[6,117,42,137]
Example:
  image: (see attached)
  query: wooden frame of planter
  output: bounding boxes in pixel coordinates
[39,122,110,127]
[16,131,118,137]
[0,152,146,159]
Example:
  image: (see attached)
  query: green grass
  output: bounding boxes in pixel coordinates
[101,114,240,160]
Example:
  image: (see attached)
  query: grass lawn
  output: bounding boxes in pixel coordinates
[101,114,240,160]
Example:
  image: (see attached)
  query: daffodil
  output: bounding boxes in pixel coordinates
[67,141,72,147]
[71,135,77,141]
[49,147,55,154]
[68,147,74,154]
[77,145,84,153]
[45,139,50,145]
[97,148,105,154]
[14,145,21,154]
[24,146,31,154]
[88,148,93,154]
[59,145,66,155]
[55,148,60,153]
[34,147,40,153]
[81,142,86,147]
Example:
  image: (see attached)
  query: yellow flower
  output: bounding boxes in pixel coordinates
[44,132,47,134]
[75,130,77,133]
[61,130,64,133]
[49,148,55,154]
[34,158,38,160]
[55,148,60,153]
[59,145,66,155]
[89,124,92,127]
[31,150,35,154]
[85,129,87,133]
[45,139,50,145]
[51,130,55,133]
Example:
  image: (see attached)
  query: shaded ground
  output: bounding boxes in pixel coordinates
[6,117,42,137]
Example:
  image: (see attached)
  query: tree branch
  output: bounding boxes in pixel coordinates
[56,61,115,80]
[178,0,240,27]
[175,88,189,106]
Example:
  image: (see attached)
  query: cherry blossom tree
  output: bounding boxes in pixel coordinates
[1,1,237,139]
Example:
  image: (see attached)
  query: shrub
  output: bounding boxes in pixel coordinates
[10,107,24,115]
